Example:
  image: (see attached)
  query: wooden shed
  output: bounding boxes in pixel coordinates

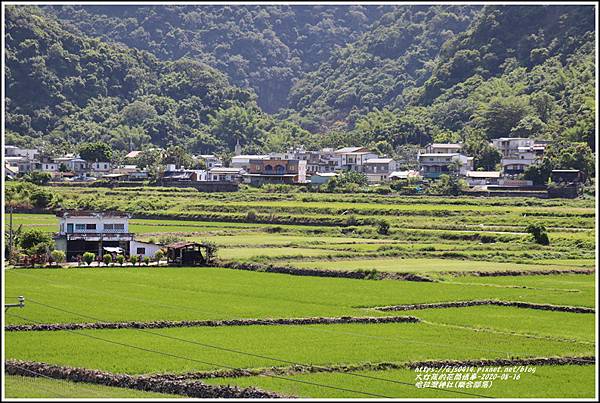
[166,241,205,266]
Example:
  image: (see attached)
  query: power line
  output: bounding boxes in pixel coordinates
[12,271,517,357]
[6,312,393,399]
[19,300,495,398]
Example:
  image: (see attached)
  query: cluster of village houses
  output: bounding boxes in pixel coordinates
[3,137,583,189]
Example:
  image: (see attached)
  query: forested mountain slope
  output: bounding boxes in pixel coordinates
[5,5,309,155]
[282,5,479,132]
[44,5,396,113]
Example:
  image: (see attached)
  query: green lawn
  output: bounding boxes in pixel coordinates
[4,269,595,325]
[288,257,588,274]
[204,365,596,398]
[5,322,593,375]
[4,375,182,398]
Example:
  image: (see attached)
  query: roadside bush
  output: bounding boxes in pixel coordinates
[143,256,150,265]
[154,250,164,263]
[116,254,125,266]
[526,223,550,245]
[102,254,112,266]
[130,255,139,266]
[82,252,95,266]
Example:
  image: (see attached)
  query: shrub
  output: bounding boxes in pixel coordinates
[130,255,139,266]
[327,171,368,192]
[19,229,53,250]
[526,223,550,245]
[50,250,65,265]
[82,252,95,266]
[23,171,52,185]
[116,254,125,266]
[158,235,183,245]
[29,188,54,208]
[154,250,164,263]
[377,219,390,235]
[143,256,150,265]
[345,214,359,226]
[203,242,218,264]
[246,209,258,222]
[103,253,112,266]
[426,174,467,196]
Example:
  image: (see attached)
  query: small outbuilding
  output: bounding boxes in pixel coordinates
[166,241,212,266]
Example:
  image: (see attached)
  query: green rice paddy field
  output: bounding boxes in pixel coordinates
[3,187,597,398]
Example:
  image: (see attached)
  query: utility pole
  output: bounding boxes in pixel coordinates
[5,296,25,312]
[8,204,14,257]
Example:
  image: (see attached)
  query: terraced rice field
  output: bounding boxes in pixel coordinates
[3,187,596,398]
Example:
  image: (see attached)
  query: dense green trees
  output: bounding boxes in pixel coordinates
[79,142,113,162]
[5,5,257,155]
[45,5,394,113]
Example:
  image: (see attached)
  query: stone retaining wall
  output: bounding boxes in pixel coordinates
[374,300,595,313]
[5,360,284,398]
[6,315,420,332]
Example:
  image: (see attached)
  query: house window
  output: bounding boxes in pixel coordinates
[114,224,125,231]
[86,224,96,230]
[136,247,146,255]
[104,224,114,230]
[75,224,86,231]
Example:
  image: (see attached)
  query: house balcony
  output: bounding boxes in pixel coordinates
[58,232,135,242]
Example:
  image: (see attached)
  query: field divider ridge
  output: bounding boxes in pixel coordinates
[138,356,597,381]
[5,359,287,398]
[370,299,595,313]
[218,260,435,281]
[5,315,420,332]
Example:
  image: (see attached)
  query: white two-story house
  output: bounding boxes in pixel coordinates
[334,147,378,172]
[53,211,161,261]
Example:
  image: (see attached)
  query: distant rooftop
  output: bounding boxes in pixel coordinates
[365,158,394,163]
[56,210,130,218]
[419,153,460,157]
[466,171,501,178]
[429,143,462,148]
[125,151,142,159]
[334,147,369,154]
